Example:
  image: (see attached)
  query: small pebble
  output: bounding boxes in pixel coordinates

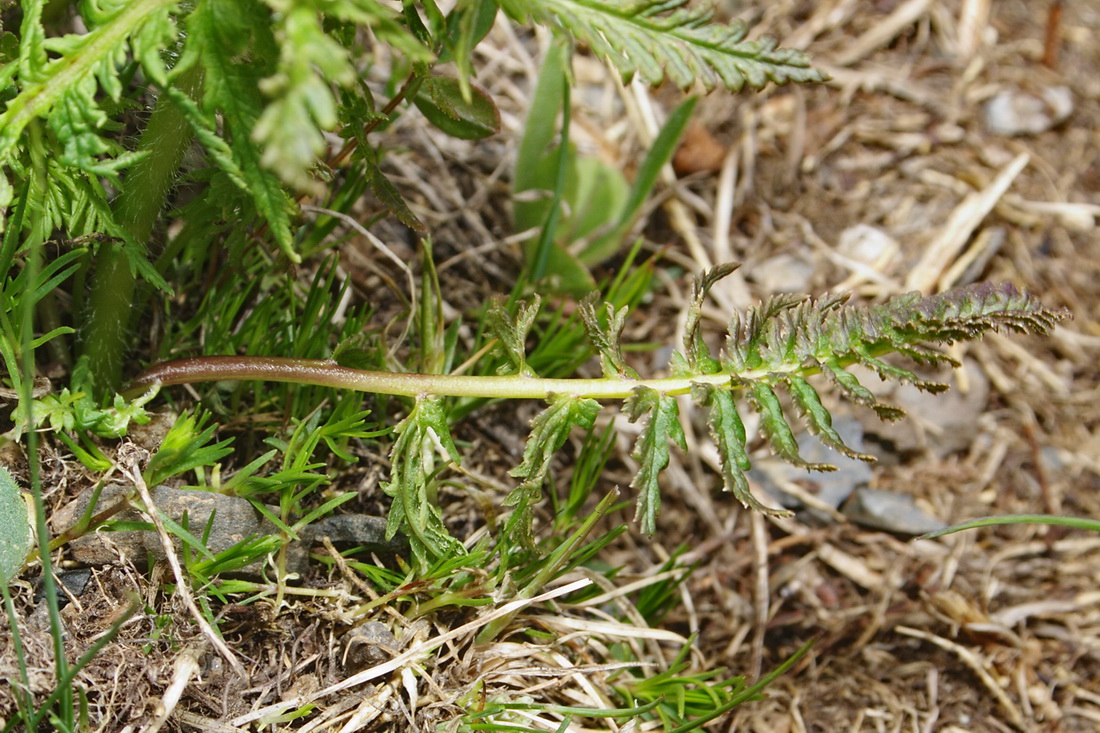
[841,487,947,537]
[984,86,1073,137]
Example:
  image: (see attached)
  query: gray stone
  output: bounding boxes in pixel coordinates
[749,415,874,516]
[840,487,946,537]
[53,484,275,573]
[52,485,400,577]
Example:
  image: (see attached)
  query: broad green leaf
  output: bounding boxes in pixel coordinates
[439,0,499,101]
[513,41,568,236]
[0,467,32,585]
[414,76,501,140]
[568,156,629,264]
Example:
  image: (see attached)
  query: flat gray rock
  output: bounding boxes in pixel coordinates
[52,485,400,577]
[840,487,947,537]
[749,415,874,516]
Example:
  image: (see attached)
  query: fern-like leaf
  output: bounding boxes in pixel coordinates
[177,0,298,260]
[489,297,542,376]
[694,383,788,516]
[580,293,636,378]
[506,394,601,545]
[784,374,875,462]
[382,398,467,568]
[504,0,827,92]
[625,386,686,534]
[0,0,179,227]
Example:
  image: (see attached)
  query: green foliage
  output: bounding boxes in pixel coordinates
[0,3,1072,727]
[144,410,233,487]
[625,387,685,535]
[513,46,698,289]
[0,467,31,586]
[5,357,157,441]
[917,514,1100,540]
[413,76,501,140]
[500,0,828,91]
[383,398,468,569]
[506,393,600,545]
[130,273,1068,565]
[1,0,829,400]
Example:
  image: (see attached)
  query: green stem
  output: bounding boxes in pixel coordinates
[82,64,204,395]
[125,354,801,400]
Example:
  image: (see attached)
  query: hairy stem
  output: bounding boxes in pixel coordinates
[82,65,204,395]
[126,354,798,400]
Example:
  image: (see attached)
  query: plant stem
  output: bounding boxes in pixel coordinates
[126,354,799,401]
[82,65,204,395]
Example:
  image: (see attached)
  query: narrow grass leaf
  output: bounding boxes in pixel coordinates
[917,514,1100,540]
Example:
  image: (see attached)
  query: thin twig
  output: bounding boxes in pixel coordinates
[121,454,247,678]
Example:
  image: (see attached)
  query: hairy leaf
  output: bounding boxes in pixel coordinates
[383,398,466,568]
[0,467,32,585]
[683,263,739,372]
[625,387,685,534]
[0,0,177,174]
[179,0,298,260]
[508,0,827,92]
[250,0,430,195]
[506,394,601,545]
[0,0,180,229]
[488,297,541,376]
[784,375,874,462]
[694,383,787,516]
[750,382,833,472]
[580,294,636,378]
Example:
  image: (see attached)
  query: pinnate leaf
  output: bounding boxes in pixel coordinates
[784,375,874,462]
[625,387,685,534]
[181,0,298,259]
[695,383,788,516]
[514,0,827,92]
[383,399,466,569]
[750,382,833,472]
[506,395,600,545]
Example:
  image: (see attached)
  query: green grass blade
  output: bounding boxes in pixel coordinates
[917,514,1100,540]
[667,639,814,733]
